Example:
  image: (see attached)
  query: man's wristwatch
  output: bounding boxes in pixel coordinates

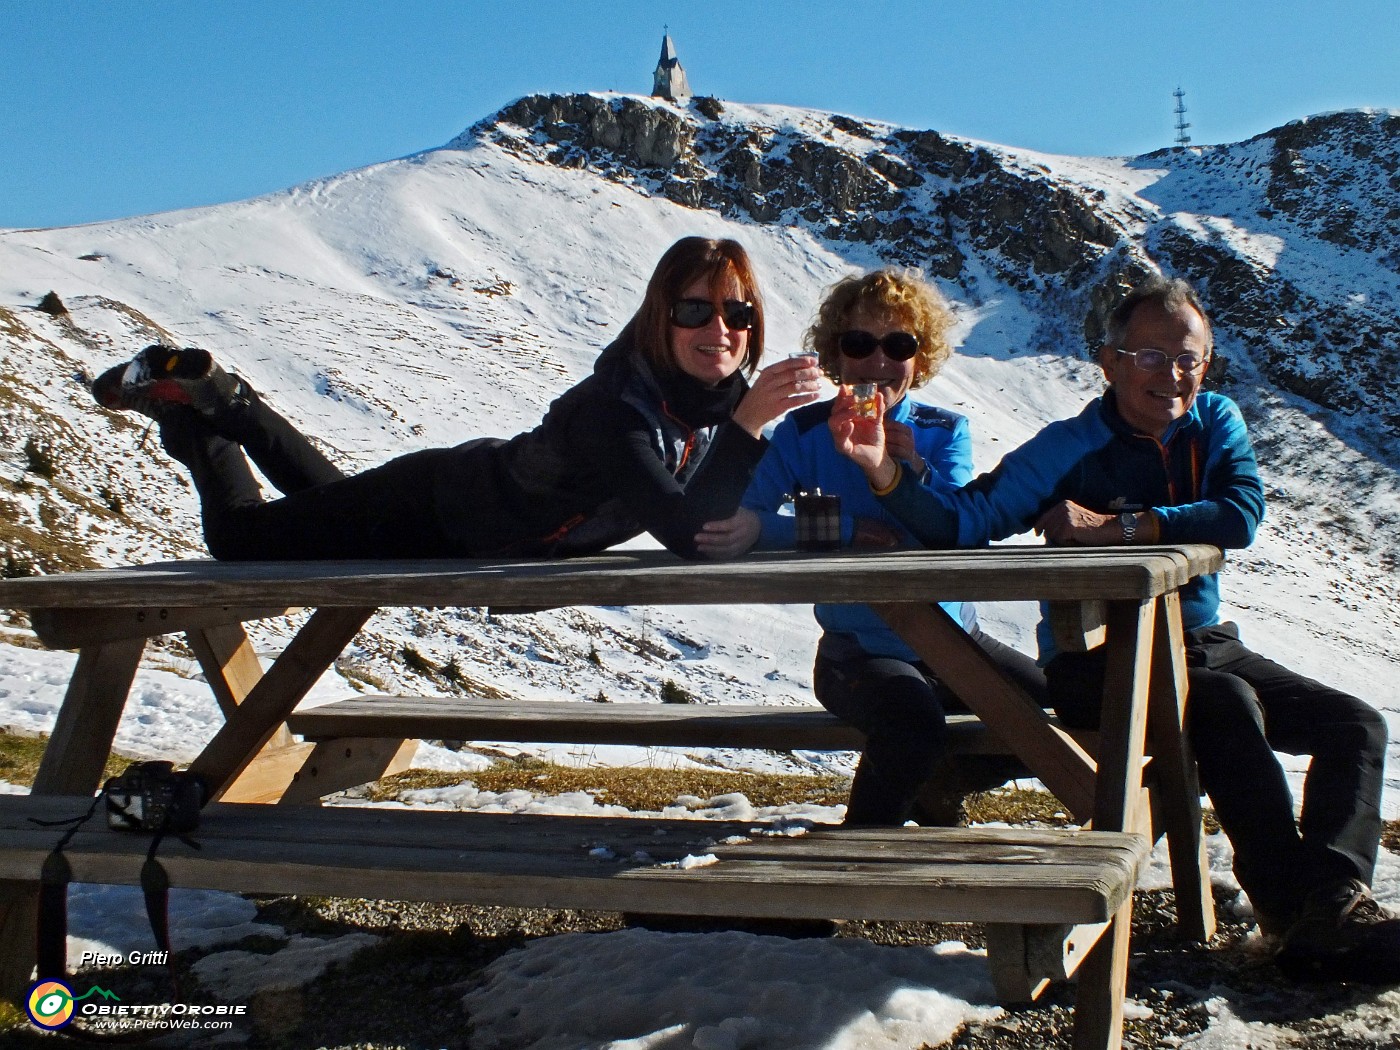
[1119,511,1138,545]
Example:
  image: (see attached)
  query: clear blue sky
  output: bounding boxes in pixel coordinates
[4,0,1397,229]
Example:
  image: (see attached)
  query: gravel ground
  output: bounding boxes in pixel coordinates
[5,887,1394,1050]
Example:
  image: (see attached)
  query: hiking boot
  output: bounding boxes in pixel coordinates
[92,344,243,419]
[1275,877,1400,983]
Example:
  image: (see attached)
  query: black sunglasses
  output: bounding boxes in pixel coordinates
[838,330,920,362]
[670,298,755,330]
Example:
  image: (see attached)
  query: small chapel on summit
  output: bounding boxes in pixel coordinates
[651,31,692,102]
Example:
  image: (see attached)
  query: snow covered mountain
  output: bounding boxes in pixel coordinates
[0,93,1396,797]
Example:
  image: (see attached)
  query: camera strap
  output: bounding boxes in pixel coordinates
[29,791,202,1004]
[29,794,104,982]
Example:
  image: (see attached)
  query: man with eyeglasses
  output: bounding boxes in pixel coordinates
[832,275,1397,982]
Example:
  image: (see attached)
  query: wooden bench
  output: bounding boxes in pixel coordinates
[277,697,1100,804]
[0,793,1148,1044]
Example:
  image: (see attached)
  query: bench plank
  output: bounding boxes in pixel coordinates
[284,696,1105,756]
[0,797,1145,927]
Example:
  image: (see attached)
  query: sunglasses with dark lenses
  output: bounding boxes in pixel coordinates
[837,330,920,362]
[670,298,756,330]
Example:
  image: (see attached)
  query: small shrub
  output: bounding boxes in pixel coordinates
[399,645,437,677]
[24,436,56,478]
[98,486,124,515]
[659,679,693,705]
[590,690,610,703]
[37,291,68,316]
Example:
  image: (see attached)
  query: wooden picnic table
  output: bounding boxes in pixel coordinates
[0,544,1222,1050]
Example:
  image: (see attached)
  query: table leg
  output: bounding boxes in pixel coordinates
[1145,593,1216,942]
[1071,897,1132,1050]
[873,601,1098,823]
[190,608,372,800]
[3,638,145,1003]
[1091,600,1154,832]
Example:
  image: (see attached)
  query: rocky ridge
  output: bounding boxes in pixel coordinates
[469,95,1400,440]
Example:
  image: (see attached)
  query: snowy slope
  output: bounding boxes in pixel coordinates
[0,93,1396,814]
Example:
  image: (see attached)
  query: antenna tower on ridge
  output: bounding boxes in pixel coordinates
[1173,87,1192,146]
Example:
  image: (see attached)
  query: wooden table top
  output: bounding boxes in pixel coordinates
[0,545,1222,611]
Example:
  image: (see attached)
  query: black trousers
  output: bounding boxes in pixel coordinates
[157,393,469,560]
[1048,621,1388,923]
[813,628,1047,826]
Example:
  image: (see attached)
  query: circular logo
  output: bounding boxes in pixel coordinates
[26,979,75,1030]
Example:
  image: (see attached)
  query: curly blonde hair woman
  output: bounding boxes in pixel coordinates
[695,267,1044,826]
[803,268,955,389]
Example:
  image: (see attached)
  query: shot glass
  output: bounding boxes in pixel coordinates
[852,382,879,419]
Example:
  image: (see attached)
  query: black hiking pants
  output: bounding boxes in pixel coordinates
[813,629,1047,826]
[157,391,469,560]
[1048,621,1388,924]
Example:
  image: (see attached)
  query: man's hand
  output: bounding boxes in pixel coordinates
[884,420,926,479]
[695,508,762,560]
[1034,501,1119,546]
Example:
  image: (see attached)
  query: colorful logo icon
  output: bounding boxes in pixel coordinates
[26,980,75,1030]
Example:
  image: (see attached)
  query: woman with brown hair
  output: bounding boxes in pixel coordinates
[92,236,820,560]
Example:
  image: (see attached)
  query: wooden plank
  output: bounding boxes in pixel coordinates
[1071,898,1133,1050]
[276,738,418,804]
[29,606,287,648]
[216,743,318,804]
[189,608,373,799]
[284,699,1111,763]
[874,601,1099,822]
[0,546,1222,612]
[288,696,869,750]
[186,622,269,720]
[985,921,1109,1003]
[0,880,39,1003]
[1048,600,1108,653]
[32,640,145,795]
[1145,593,1216,942]
[1091,600,1155,833]
[0,798,1145,927]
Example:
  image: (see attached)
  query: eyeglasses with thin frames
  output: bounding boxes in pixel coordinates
[1115,347,1209,374]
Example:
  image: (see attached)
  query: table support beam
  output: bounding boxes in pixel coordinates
[190,608,373,800]
[873,601,1098,823]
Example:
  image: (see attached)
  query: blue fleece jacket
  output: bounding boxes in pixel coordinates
[875,389,1265,660]
[742,394,977,661]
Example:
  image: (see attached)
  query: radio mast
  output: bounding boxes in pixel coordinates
[1173,87,1192,146]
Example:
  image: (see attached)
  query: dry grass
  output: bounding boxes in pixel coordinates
[0,729,138,787]
[369,758,852,812]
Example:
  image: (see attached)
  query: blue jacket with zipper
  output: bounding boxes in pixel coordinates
[742,394,978,661]
[876,389,1266,661]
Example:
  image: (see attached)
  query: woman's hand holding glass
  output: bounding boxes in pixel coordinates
[829,385,897,489]
[731,355,823,437]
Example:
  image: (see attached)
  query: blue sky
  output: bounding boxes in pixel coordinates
[4,0,1397,229]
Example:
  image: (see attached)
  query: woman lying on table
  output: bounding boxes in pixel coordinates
[696,269,1045,826]
[91,236,822,561]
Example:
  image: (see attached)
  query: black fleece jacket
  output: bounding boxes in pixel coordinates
[432,325,767,559]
